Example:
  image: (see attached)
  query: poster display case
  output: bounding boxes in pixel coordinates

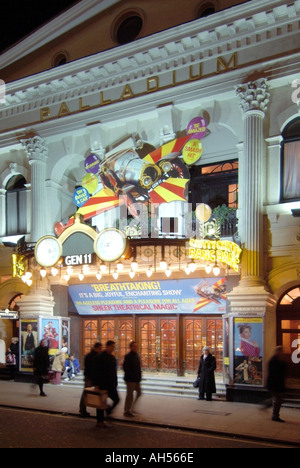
[19,316,70,372]
[223,314,264,388]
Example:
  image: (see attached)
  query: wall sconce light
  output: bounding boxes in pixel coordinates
[96,272,102,280]
[40,268,47,278]
[213,264,220,276]
[64,273,70,282]
[146,266,153,278]
[188,260,197,273]
[112,270,119,280]
[205,264,212,274]
[165,266,172,277]
[51,267,58,277]
[100,263,107,273]
[117,262,124,272]
[185,265,191,275]
[78,272,85,281]
[129,270,135,279]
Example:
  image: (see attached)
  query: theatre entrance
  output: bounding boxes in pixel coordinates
[82,315,223,375]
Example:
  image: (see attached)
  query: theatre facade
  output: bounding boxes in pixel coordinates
[0,0,299,397]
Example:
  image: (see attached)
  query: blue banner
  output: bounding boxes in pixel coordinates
[68,277,226,315]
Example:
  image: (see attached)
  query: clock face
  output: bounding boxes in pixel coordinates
[94,228,127,262]
[35,236,62,267]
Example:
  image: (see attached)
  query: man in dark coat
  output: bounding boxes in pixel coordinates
[79,342,102,417]
[33,340,50,396]
[197,346,216,401]
[93,340,119,428]
[123,341,142,416]
[266,346,287,422]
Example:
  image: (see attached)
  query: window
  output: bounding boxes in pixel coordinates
[113,13,143,45]
[281,118,300,201]
[189,160,238,209]
[197,5,216,18]
[6,175,27,235]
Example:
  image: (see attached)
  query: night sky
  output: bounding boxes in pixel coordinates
[0,0,79,53]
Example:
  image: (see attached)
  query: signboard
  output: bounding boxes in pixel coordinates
[68,277,226,315]
[73,187,90,207]
[188,239,242,273]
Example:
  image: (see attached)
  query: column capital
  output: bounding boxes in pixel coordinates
[21,135,48,162]
[236,78,270,114]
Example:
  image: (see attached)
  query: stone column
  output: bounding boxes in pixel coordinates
[226,79,276,393]
[22,136,48,242]
[235,78,270,287]
[18,136,55,319]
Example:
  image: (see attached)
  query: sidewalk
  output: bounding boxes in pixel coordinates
[0,380,299,446]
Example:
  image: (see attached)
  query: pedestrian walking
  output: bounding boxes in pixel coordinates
[6,337,19,381]
[79,342,102,417]
[265,346,287,422]
[52,347,68,385]
[33,340,50,396]
[93,340,119,428]
[123,341,142,417]
[197,346,216,401]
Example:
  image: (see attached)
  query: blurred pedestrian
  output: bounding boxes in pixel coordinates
[197,346,216,401]
[93,340,119,428]
[6,337,19,381]
[52,347,68,385]
[79,342,102,417]
[265,346,287,422]
[123,341,142,417]
[33,340,50,396]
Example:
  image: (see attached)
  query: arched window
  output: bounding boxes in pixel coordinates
[6,175,27,235]
[281,118,300,201]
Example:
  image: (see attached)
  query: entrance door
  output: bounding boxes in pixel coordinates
[139,317,178,371]
[140,318,157,369]
[82,317,133,367]
[184,317,223,373]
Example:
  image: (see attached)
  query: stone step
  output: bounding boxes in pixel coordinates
[61,372,227,398]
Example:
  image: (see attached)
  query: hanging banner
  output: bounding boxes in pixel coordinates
[68,277,226,315]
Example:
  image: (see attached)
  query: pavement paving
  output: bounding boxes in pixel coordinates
[0,379,299,446]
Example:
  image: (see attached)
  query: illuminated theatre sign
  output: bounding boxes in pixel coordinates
[188,238,242,272]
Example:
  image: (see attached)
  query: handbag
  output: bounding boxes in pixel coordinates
[193,377,200,388]
[84,387,108,409]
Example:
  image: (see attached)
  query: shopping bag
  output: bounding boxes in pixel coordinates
[84,387,108,409]
[6,353,16,365]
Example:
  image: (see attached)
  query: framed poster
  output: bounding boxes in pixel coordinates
[20,319,38,372]
[61,318,70,350]
[234,318,263,386]
[40,318,60,357]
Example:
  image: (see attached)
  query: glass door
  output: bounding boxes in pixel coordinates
[184,318,202,372]
[140,319,157,369]
[206,318,223,372]
[160,318,177,370]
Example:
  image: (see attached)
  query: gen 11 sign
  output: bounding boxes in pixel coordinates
[63,253,93,266]
[68,277,226,315]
